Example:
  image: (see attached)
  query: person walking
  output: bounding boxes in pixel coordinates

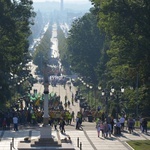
[68,100,70,108]
[110,117,114,134]
[13,115,18,131]
[71,111,75,122]
[31,112,36,125]
[2,118,6,130]
[68,113,72,125]
[100,122,105,137]
[96,119,101,137]
[69,85,71,91]
[116,120,121,135]
[53,119,58,130]
[59,118,66,134]
[107,122,112,138]
[71,93,74,105]
[6,115,11,130]
[127,118,134,134]
[119,116,125,131]
[139,117,143,132]
[142,118,147,134]
[75,116,79,129]
[96,122,101,137]
[64,102,67,110]
[65,95,67,103]
[104,122,110,138]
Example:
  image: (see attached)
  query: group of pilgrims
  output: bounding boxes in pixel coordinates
[0,89,81,132]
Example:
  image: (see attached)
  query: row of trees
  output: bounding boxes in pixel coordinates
[57,26,72,74]
[62,0,150,117]
[0,0,35,108]
[33,24,52,74]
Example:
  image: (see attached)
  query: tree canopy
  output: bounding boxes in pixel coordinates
[64,0,150,116]
[67,12,105,85]
[90,0,150,116]
[0,0,35,102]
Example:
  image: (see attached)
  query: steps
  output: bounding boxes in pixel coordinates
[31,138,61,147]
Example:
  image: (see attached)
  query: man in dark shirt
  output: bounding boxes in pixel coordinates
[142,118,147,133]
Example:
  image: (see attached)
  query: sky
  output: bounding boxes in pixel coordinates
[32,0,90,3]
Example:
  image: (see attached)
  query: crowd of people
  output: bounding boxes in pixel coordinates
[0,104,75,132]
[0,79,148,138]
[0,83,76,132]
[95,115,148,138]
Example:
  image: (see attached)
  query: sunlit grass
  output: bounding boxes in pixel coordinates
[127,140,150,150]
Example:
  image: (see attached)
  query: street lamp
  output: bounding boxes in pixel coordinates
[89,85,93,89]
[101,89,112,120]
[111,86,124,93]
[89,85,93,106]
[9,85,12,105]
[98,86,101,91]
[86,84,89,102]
[111,86,125,120]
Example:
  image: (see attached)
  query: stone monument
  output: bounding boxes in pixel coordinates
[18,63,75,150]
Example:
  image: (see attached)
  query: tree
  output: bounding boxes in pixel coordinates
[57,26,70,74]
[90,0,150,116]
[0,0,35,104]
[33,25,52,74]
[67,12,105,85]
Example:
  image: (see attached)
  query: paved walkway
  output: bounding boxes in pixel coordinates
[49,81,80,118]
[0,126,149,150]
[0,83,150,150]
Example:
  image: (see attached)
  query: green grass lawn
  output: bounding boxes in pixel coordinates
[127,140,150,150]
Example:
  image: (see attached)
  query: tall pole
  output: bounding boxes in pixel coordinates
[136,72,139,119]
[60,0,63,12]
[116,94,119,121]
[89,86,93,107]
[105,96,108,120]
[43,63,49,125]
[94,89,96,110]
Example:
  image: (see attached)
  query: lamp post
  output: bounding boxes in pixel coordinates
[98,86,102,109]
[101,89,112,120]
[17,82,20,102]
[89,85,93,107]
[111,86,124,121]
[86,84,89,102]
[9,85,12,106]
[136,72,139,120]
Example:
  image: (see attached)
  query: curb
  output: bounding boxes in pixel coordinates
[125,141,135,150]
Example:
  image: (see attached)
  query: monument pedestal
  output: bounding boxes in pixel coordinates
[43,118,49,126]
[31,125,61,147]
[18,125,75,150]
